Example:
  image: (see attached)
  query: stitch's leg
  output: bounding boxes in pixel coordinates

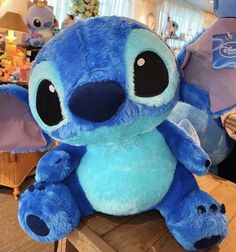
[18,180,88,242]
[156,163,228,251]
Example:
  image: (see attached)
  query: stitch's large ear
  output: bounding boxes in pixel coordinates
[0,84,51,153]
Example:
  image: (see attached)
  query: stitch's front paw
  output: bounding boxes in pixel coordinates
[18,182,80,242]
[36,150,71,183]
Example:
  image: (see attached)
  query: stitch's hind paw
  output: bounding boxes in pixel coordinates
[18,182,80,242]
[165,190,228,251]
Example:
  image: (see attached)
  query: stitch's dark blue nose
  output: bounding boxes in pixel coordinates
[69,81,125,122]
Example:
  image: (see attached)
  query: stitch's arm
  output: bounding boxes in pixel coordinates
[35,143,86,183]
[158,120,211,176]
[180,81,211,112]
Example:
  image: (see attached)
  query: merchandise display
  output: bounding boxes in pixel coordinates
[0,51,32,82]
[23,1,54,47]
[18,16,227,251]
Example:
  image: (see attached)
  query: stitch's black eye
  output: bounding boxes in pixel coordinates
[36,79,63,126]
[33,18,41,28]
[134,51,169,97]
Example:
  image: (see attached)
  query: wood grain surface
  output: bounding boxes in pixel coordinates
[58,173,236,252]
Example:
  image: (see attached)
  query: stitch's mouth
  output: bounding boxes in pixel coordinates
[68,81,125,123]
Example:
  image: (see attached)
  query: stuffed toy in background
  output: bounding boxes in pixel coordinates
[18,16,227,251]
[23,1,54,47]
[179,0,236,116]
[173,0,236,168]
[169,102,233,167]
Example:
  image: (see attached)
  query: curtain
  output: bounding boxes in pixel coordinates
[99,0,133,18]
[47,0,133,26]
[157,0,204,42]
[47,0,71,27]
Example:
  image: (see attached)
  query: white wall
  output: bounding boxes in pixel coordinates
[132,0,215,31]
[203,11,216,29]
[0,0,28,44]
[132,0,162,30]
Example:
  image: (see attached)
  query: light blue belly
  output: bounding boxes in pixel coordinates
[77,130,177,215]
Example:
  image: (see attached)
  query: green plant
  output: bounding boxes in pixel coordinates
[71,0,99,18]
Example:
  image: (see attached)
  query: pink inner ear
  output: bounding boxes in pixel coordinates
[181,18,236,113]
[0,93,47,152]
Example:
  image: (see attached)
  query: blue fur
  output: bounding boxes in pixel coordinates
[18,182,81,242]
[180,79,236,117]
[214,0,236,18]
[64,172,95,217]
[179,80,211,112]
[0,84,51,152]
[56,112,173,146]
[0,84,28,105]
[19,16,228,250]
[158,120,211,176]
[178,29,236,116]
[169,102,234,166]
[29,17,179,142]
[77,129,176,215]
[177,32,213,113]
[35,144,86,183]
[175,6,235,171]
[156,163,227,251]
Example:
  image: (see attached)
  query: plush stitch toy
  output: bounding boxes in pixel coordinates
[23,2,54,47]
[168,102,233,167]
[179,0,236,116]
[171,0,236,168]
[18,16,227,251]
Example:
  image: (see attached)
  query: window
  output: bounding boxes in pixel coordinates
[99,0,133,18]
[158,0,204,41]
[47,0,71,28]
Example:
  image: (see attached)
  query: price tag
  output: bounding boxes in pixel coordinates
[212,32,236,69]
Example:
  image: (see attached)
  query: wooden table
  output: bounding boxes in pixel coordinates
[56,174,236,252]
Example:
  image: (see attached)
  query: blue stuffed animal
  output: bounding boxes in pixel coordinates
[169,102,233,167]
[172,0,236,168]
[214,0,236,18]
[18,17,227,251]
[23,2,54,47]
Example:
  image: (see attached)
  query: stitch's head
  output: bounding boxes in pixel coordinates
[27,5,54,30]
[29,16,179,145]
